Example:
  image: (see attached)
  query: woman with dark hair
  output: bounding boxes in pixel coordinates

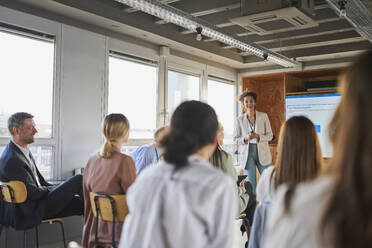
[248,116,322,248]
[264,50,372,248]
[82,113,136,247]
[256,116,322,203]
[119,101,237,248]
[233,91,273,195]
[210,123,249,212]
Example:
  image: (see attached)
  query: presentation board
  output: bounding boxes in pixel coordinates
[285,94,341,157]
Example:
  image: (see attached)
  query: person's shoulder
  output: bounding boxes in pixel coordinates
[191,158,235,188]
[275,176,333,210]
[256,110,268,117]
[237,114,245,120]
[219,149,231,160]
[115,152,135,164]
[0,143,21,166]
[130,144,151,156]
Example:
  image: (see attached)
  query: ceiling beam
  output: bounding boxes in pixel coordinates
[254,28,355,45]
[243,40,372,63]
[155,3,240,25]
[124,0,181,13]
[166,0,240,16]
[50,0,245,63]
[258,30,364,52]
[233,19,353,43]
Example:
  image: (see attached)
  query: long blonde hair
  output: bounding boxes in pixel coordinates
[99,113,130,158]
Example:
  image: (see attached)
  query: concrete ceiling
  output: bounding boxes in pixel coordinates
[1,0,371,72]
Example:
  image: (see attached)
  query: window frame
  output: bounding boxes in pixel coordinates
[0,23,60,179]
[165,61,204,125]
[107,51,159,147]
[207,76,237,145]
[166,67,202,120]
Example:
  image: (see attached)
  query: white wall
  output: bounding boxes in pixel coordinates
[59,25,106,178]
[0,5,238,179]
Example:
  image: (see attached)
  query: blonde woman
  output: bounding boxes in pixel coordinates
[82,113,136,247]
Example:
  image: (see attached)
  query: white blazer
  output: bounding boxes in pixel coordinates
[233,111,273,169]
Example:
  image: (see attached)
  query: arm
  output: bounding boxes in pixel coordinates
[4,158,49,201]
[259,113,273,142]
[222,154,249,212]
[233,118,246,145]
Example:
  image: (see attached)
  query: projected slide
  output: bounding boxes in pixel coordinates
[285,94,341,157]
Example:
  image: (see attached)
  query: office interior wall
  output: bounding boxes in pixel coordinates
[0,5,238,179]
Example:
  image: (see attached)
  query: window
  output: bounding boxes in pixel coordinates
[0,28,55,179]
[167,70,200,115]
[108,55,158,140]
[208,78,236,143]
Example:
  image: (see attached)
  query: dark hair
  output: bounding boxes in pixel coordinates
[8,112,34,135]
[239,91,257,103]
[161,101,218,169]
[321,50,372,248]
[273,116,322,213]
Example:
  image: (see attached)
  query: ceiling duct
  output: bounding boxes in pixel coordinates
[235,0,316,35]
[326,0,372,43]
[231,7,318,35]
[114,0,300,67]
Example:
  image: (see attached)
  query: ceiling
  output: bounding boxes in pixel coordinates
[1,0,372,72]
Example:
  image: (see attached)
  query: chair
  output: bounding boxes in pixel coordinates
[89,192,129,248]
[0,181,66,248]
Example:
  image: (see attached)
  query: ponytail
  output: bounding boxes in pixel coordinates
[99,113,130,159]
[161,131,199,169]
[100,140,114,158]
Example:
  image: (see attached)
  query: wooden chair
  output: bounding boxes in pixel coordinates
[89,192,129,248]
[0,181,66,248]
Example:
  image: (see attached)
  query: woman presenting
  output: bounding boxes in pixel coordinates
[233,91,273,195]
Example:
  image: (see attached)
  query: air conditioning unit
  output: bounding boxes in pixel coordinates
[230,7,318,35]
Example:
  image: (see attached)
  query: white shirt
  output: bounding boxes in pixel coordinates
[256,165,275,203]
[247,115,258,144]
[11,140,41,187]
[119,154,238,248]
[263,176,333,248]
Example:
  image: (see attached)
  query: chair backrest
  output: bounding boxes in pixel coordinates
[0,181,27,203]
[89,192,128,222]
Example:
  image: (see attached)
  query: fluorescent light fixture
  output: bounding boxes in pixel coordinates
[115,0,300,67]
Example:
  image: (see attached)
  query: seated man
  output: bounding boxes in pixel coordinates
[0,112,83,230]
[130,126,169,174]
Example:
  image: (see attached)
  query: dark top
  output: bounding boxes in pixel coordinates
[0,141,51,230]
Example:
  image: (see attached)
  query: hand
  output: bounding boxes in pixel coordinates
[240,178,246,188]
[250,132,260,140]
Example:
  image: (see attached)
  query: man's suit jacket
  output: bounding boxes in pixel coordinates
[0,141,51,229]
[233,111,273,169]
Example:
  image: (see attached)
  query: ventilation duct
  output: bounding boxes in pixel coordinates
[230,7,318,35]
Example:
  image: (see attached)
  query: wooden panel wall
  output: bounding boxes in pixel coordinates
[242,75,285,145]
